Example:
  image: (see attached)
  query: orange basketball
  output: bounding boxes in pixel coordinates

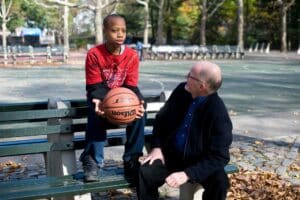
[102,87,140,125]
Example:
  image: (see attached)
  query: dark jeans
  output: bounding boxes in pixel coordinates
[80,97,146,165]
[138,160,229,200]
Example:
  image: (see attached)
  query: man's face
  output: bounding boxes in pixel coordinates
[104,17,126,45]
[185,69,202,98]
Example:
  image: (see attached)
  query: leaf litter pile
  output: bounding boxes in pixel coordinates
[227,169,300,200]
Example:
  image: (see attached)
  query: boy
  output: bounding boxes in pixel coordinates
[80,14,145,186]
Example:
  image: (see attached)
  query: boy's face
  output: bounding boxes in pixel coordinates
[104,17,126,45]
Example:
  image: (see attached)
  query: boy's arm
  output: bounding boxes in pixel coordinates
[85,50,108,100]
[123,51,143,99]
[86,83,109,100]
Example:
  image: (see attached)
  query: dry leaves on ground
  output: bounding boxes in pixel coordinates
[227,169,300,200]
[0,161,22,173]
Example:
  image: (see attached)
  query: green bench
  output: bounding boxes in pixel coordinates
[0,94,238,200]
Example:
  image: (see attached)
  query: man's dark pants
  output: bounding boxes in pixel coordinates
[138,160,230,200]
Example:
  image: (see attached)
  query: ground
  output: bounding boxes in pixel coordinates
[0,51,299,199]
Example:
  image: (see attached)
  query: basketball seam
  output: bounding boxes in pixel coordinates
[102,93,138,104]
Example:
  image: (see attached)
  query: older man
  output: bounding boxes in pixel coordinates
[138,61,233,200]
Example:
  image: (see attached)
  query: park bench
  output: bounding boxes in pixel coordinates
[0,93,238,200]
[0,45,66,65]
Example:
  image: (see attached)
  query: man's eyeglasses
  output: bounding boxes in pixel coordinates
[186,73,202,82]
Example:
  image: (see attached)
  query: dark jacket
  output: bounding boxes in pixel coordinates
[151,82,232,183]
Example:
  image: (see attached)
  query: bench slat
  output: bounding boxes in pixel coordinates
[0,174,128,200]
[0,123,87,138]
[0,107,87,122]
[0,142,53,156]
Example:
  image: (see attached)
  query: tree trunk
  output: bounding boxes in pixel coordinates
[136,0,150,45]
[95,0,103,44]
[280,3,287,52]
[155,0,165,45]
[143,3,149,45]
[63,1,69,55]
[237,0,244,51]
[200,0,207,46]
[2,22,7,61]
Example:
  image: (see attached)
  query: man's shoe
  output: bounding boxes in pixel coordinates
[124,156,141,187]
[81,155,99,182]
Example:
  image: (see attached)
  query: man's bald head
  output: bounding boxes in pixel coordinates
[192,61,222,92]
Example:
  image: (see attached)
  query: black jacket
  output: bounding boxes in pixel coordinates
[151,82,232,183]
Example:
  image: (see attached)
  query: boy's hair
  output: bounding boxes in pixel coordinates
[103,14,126,28]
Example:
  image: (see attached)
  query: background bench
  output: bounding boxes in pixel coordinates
[0,45,66,65]
[0,93,238,200]
[147,45,244,60]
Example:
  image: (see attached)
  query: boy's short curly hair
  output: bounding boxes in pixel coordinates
[103,14,126,28]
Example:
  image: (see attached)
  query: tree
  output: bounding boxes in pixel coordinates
[153,0,165,45]
[199,0,226,45]
[136,0,150,45]
[31,0,79,57]
[0,0,12,64]
[171,0,199,44]
[81,0,119,44]
[237,0,244,51]
[277,0,295,52]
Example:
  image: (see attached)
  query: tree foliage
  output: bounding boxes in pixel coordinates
[0,0,298,50]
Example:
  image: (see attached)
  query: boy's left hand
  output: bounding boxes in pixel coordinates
[135,100,145,119]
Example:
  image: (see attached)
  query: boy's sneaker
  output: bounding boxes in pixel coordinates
[81,155,99,182]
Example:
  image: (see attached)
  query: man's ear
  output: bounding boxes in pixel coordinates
[199,82,208,93]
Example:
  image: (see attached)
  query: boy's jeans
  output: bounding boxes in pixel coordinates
[80,97,146,166]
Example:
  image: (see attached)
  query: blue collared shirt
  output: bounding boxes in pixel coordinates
[174,96,207,153]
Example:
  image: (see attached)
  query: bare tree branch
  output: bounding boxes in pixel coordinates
[5,0,12,17]
[208,0,226,18]
[287,0,295,9]
[46,0,78,7]
[136,0,147,7]
[31,0,59,8]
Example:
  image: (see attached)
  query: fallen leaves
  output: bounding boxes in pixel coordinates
[227,169,300,200]
[0,161,22,173]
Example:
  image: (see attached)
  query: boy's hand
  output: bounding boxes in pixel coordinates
[135,100,145,119]
[92,99,105,117]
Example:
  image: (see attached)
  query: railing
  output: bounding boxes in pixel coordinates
[0,45,67,65]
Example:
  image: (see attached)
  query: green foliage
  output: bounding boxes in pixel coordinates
[20,0,60,29]
[117,1,144,37]
[173,0,200,41]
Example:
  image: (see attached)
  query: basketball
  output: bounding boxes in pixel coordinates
[102,87,140,125]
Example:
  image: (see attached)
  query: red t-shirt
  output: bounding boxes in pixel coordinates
[85,44,139,89]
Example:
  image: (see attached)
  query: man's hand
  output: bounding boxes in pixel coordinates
[165,172,189,188]
[135,100,145,119]
[92,99,105,117]
[140,148,165,165]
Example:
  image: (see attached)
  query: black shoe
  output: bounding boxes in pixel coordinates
[124,155,141,187]
[81,155,99,182]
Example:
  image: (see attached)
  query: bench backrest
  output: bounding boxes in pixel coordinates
[0,94,165,157]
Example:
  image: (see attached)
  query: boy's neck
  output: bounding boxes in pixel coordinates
[105,43,122,55]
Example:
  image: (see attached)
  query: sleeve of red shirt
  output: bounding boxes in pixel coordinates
[85,49,103,85]
[124,51,139,87]
[85,48,109,100]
